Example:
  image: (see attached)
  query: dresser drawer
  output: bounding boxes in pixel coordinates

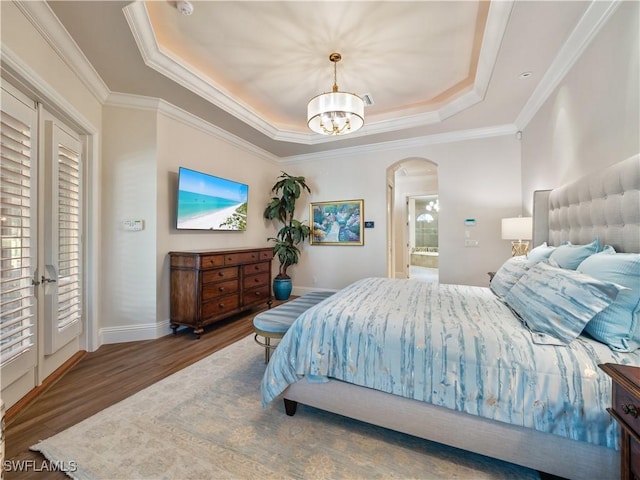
[243,285,270,304]
[200,255,225,269]
[260,250,273,260]
[202,267,238,284]
[202,279,239,300]
[224,251,262,265]
[612,381,640,435]
[242,261,270,275]
[243,272,270,290]
[202,294,240,317]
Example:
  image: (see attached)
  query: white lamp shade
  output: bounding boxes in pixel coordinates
[501,217,532,240]
[307,91,364,135]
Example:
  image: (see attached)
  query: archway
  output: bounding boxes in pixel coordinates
[386,158,438,280]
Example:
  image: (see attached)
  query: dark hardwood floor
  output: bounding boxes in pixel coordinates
[3,304,275,479]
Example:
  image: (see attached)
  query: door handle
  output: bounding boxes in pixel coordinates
[41,276,57,283]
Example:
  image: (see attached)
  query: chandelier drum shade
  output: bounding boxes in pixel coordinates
[307,53,364,136]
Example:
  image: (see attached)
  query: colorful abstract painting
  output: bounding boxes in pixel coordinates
[310,199,364,245]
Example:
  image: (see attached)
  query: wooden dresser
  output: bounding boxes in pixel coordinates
[169,247,273,337]
[600,363,640,480]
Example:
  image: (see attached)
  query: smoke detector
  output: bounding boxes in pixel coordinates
[176,1,194,16]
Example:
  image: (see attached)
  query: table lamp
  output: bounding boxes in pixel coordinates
[501,217,532,256]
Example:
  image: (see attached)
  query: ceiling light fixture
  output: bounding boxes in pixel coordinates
[307,53,364,136]
[176,1,194,16]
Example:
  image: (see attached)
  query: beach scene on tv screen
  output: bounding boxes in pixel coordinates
[177,169,248,230]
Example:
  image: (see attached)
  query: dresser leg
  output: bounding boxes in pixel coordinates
[193,327,204,339]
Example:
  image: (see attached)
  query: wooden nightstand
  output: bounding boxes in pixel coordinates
[600,363,640,480]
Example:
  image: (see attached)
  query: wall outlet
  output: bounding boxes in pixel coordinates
[464,239,479,247]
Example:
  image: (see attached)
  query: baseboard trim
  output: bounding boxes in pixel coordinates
[5,350,87,425]
[99,319,172,345]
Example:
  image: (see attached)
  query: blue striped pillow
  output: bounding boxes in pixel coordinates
[578,247,640,351]
[504,262,624,345]
[490,256,533,298]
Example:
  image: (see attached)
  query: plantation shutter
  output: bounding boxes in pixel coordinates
[44,120,83,355]
[0,88,37,368]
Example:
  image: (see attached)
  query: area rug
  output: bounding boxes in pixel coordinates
[32,335,540,480]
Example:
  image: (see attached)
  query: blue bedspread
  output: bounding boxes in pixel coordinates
[261,277,640,448]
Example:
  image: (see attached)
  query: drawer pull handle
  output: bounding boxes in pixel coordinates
[622,404,638,418]
[219,303,225,308]
[218,287,225,292]
[218,272,224,276]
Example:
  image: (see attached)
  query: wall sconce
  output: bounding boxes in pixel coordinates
[501,217,532,256]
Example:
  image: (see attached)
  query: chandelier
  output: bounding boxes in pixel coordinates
[307,53,364,136]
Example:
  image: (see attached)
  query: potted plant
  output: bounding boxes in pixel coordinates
[263,172,311,300]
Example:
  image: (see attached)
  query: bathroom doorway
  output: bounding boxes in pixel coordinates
[387,158,438,282]
[408,195,439,283]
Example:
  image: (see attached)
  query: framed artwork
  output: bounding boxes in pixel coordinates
[310,199,364,246]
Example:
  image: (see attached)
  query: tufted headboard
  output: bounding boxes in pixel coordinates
[532,154,640,254]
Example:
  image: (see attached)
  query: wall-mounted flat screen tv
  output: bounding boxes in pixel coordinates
[176,167,248,231]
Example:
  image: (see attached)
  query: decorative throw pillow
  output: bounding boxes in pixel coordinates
[578,246,640,352]
[548,238,600,270]
[504,262,624,345]
[490,256,532,298]
[527,242,556,263]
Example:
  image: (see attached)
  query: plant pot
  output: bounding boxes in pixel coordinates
[273,277,293,300]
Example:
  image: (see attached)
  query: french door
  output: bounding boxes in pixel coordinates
[1,82,84,407]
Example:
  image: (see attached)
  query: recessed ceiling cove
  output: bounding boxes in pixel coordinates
[123,0,512,144]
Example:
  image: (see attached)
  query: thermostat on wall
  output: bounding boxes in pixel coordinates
[464,218,477,226]
[123,219,145,231]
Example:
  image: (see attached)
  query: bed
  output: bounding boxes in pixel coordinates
[261,154,640,480]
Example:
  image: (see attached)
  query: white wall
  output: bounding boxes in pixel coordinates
[285,134,522,291]
[521,1,639,211]
[156,113,281,324]
[101,106,158,337]
[100,105,282,340]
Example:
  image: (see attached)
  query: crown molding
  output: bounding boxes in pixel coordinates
[13,0,110,104]
[122,1,284,140]
[515,0,622,130]
[279,124,519,165]
[1,44,98,135]
[122,0,514,145]
[106,92,517,165]
[105,92,279,165]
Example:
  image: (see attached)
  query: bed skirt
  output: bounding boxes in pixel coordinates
[283,378,618,480]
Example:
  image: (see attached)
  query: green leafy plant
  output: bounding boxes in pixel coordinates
[219,203,247,230]
[263,172,311,279]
